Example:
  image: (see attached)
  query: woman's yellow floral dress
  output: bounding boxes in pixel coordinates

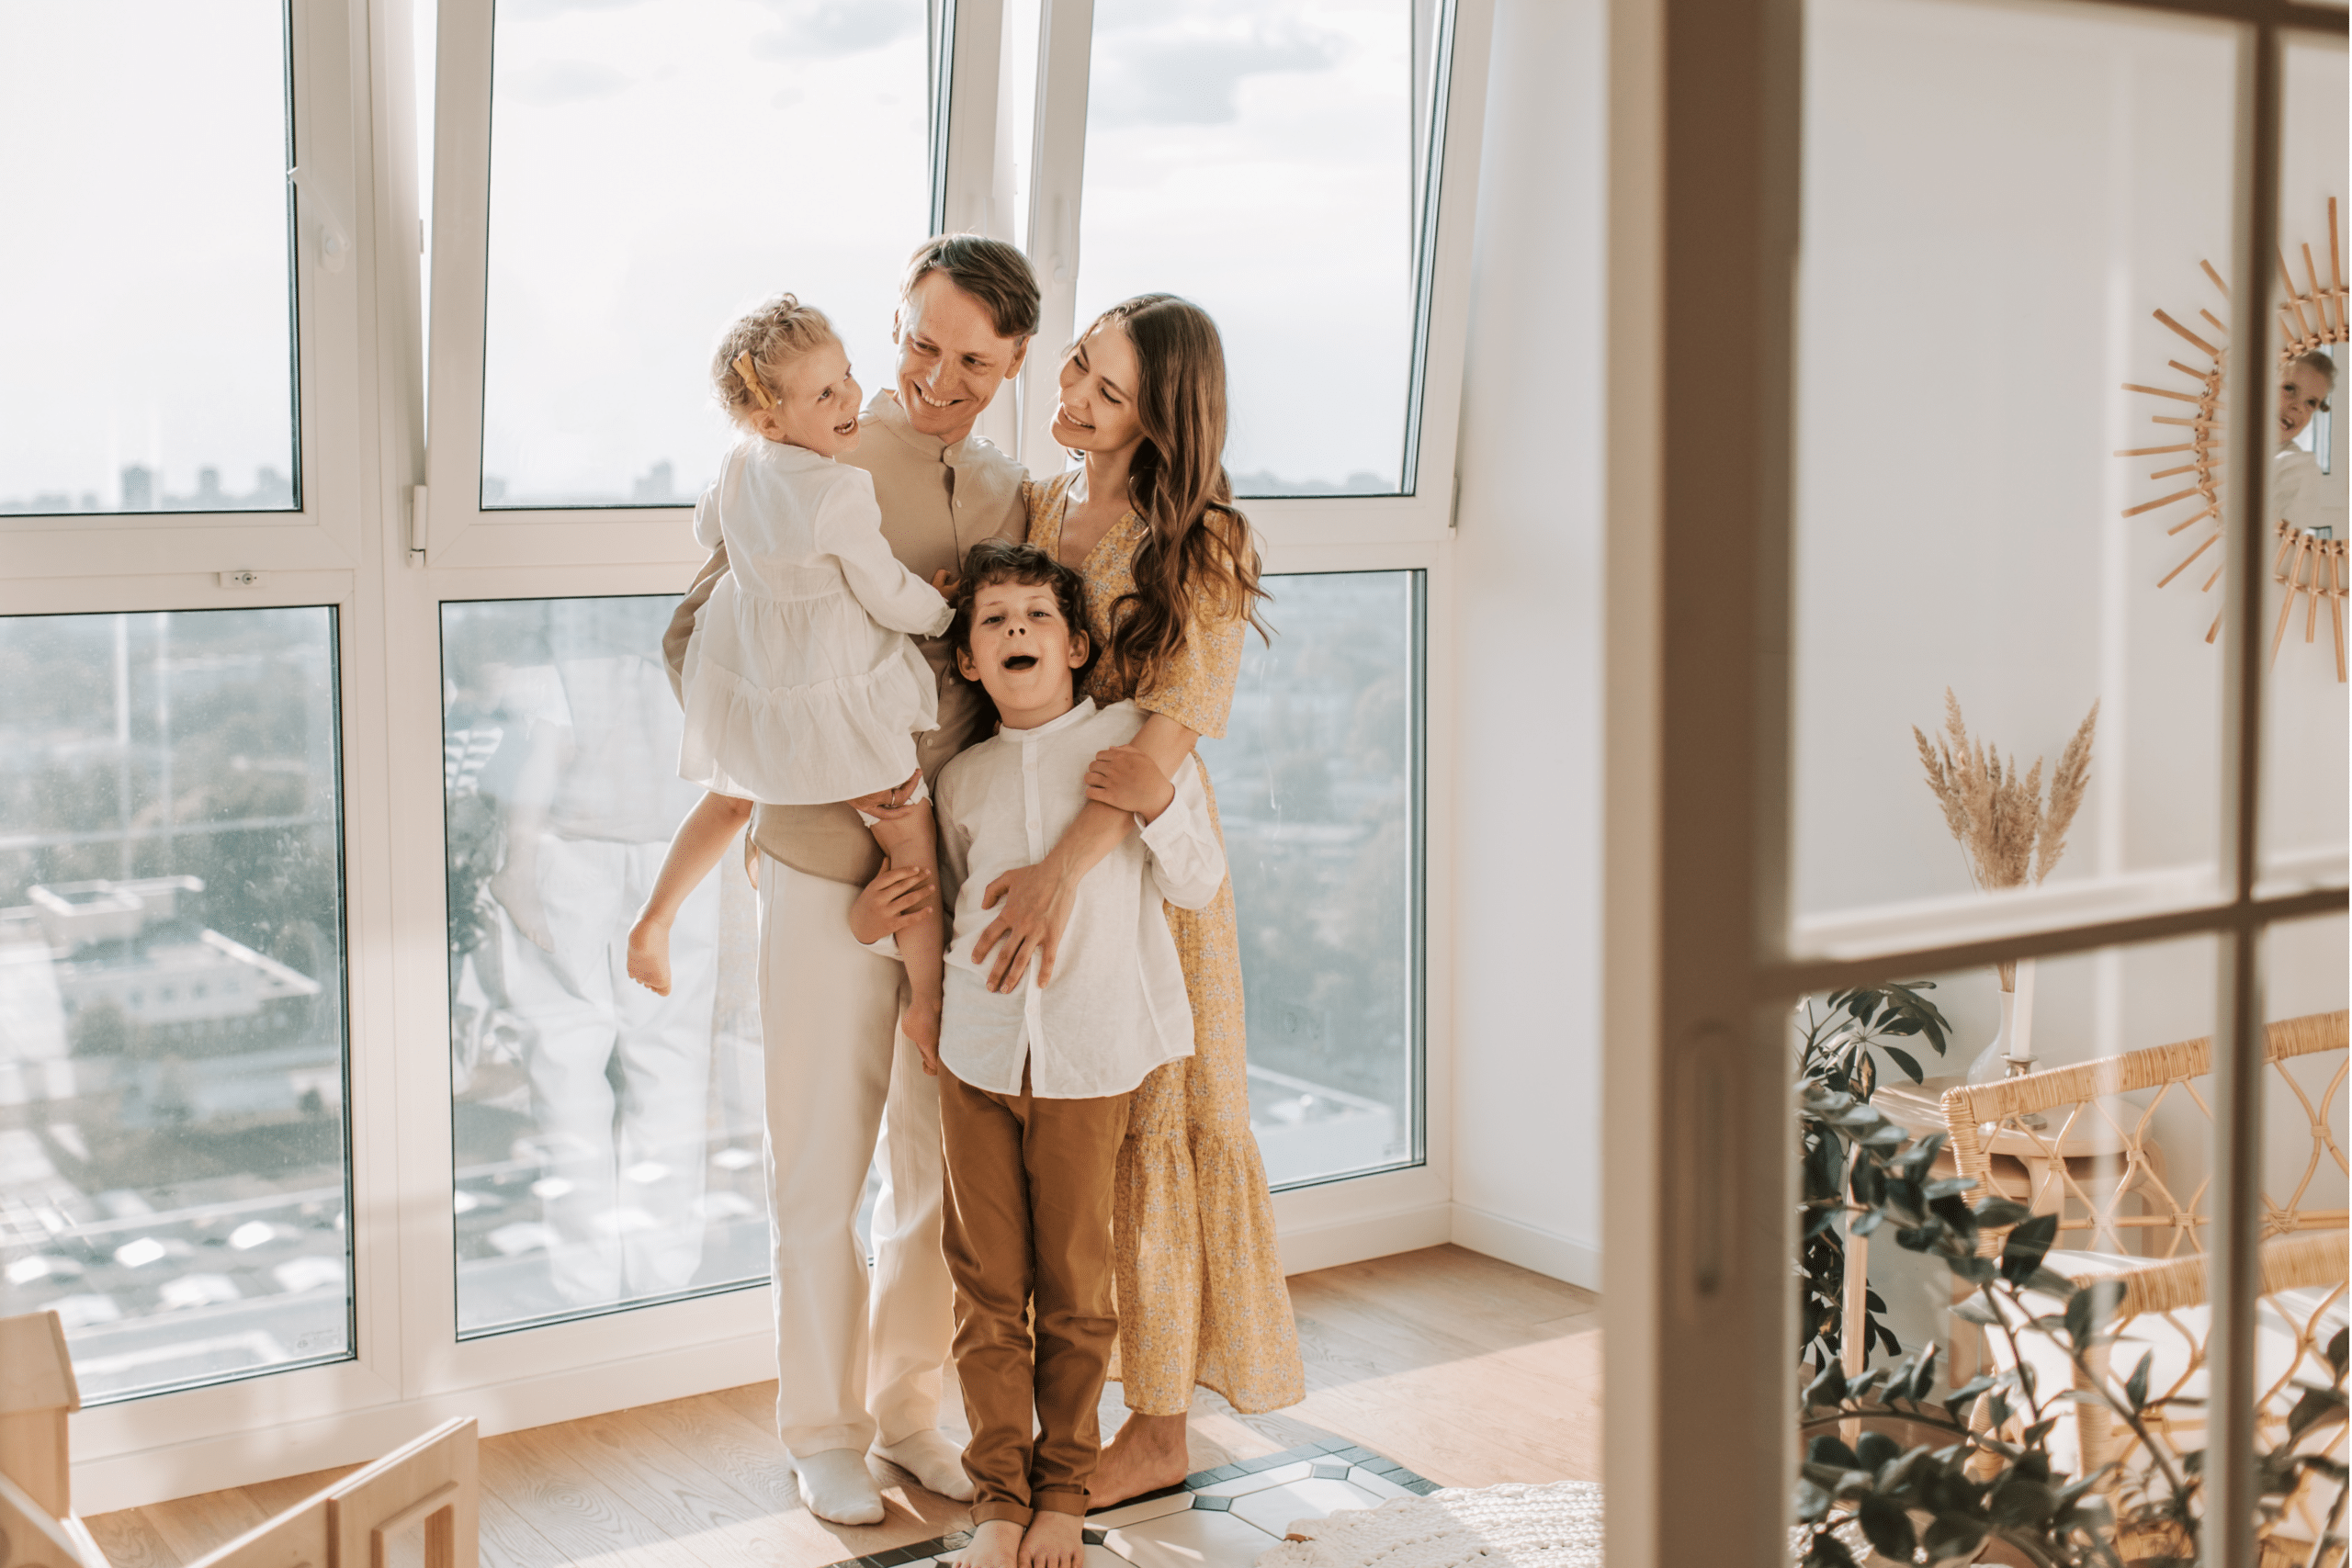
[1025,473,1306,1416]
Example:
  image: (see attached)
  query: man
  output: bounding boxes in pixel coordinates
[664,234,1037,1525]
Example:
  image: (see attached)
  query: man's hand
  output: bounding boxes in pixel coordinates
[849,859,934,946]
[847,766,925,823]
[1084,745,1176,822]
[970,860,1079,992]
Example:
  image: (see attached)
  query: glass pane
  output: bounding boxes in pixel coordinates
[1200,570,1419,1188]
[0,4,298,517]
[2257,38,2349,893]
[0,609,348,1402]
[2250,915,2347,1559]
[441,597,767,1334]
[1790,0,2237,952]
[478,2,934,509]
[1074,0,1431,498]
[1792,931,2222,1565]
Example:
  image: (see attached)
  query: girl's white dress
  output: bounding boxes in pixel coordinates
[677,438,953,805]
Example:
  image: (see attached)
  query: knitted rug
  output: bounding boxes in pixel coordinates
[1253,1482,1605,1568]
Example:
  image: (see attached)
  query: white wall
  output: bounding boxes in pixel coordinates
[1445,0,1608,1291]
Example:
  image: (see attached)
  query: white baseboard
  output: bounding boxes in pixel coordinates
[72,1330,775,1516]
[1448,1203,1603,1291]
[1273,1201,1455,1277]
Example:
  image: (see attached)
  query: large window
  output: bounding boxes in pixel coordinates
[1072,0,1439,495]
[0,608,348,1402]
[1209,571,1422,1187]
[1,0,1487,1503]
[0,4,300,517]
[473,0,939,509]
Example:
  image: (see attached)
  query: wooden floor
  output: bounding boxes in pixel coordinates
[85,1245,1601,1568]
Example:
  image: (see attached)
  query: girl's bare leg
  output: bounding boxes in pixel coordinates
[627,791,752,995]
[866,801,944,1069]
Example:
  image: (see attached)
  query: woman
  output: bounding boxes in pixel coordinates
[965,294,1305,1504]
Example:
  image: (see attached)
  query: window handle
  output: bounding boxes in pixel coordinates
[287,166,350,274]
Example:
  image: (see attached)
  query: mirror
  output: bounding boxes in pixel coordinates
[2119,199,2349,681]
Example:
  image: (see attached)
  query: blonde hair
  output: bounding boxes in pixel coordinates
[2288,346,2337,410]
[1069,295,1270,701]
[712,294,840,425]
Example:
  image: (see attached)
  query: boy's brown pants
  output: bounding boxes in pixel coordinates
[939,1065,1132,1527]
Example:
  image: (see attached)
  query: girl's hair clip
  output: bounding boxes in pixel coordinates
[734,351,776,410]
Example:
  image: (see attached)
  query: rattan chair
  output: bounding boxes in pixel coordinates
[1939,1011,2349,1562]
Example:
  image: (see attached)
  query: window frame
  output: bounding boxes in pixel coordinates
[0,0,375,582]
[1600,0,2352,1562]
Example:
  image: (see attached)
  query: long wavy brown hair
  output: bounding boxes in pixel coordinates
[1072,295,1270,702]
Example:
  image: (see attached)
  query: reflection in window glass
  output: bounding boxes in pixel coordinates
[0,4,298,516]
[1203,571,1419,1187]
[0,610,347,1402]
[1075,0,1428,497]
[441,598,768,1335]
[478,3,934,509]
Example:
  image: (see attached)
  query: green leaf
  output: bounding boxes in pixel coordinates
[1951,1296,2002,1327]
[1804,1363,1848,1410]
[2125,1349,2153,1413]
[2286,1384,2346,1440]
[1792,1477,1834,1522]
[2064,1279,2124,1348]
[1921,1512,1989,1562]
[1999,1213,2059,1283]
[1857,1494,1917,1559]
[1973,1197,2031,1229]
[1883,1045,1924,1082]
[1857,1431,1902,1472]
[1807,1434,1861,1471]
[1987,1475,2058,1528]
[2328,1325,2347,1378]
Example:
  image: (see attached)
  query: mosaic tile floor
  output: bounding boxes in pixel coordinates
[831,1441,1442,1568]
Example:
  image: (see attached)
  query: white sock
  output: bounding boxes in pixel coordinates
[794,1448,887,1525]
[874,1429,978,1502]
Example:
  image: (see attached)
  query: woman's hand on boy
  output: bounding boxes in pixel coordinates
[850,859,934,945]
[931,568,959,599]
[1085,745,1176,822]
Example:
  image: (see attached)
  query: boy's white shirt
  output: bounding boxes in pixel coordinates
[876,696,1225,1099]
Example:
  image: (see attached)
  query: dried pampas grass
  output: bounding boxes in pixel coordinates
[1913,691,2099,989]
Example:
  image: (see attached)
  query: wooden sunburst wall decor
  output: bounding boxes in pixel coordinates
[2118,198,2350,682]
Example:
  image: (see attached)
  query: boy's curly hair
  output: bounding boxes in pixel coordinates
[947,540,1097,692]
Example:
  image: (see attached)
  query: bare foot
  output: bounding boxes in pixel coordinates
[625,915,673,996]
[1087,1413,1189,1511]
[1018,1510,1083,1568]
[947,1518,1023,1568]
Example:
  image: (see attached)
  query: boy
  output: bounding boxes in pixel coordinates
[920,540,1225,1568]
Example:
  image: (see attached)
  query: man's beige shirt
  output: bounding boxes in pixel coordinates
[663,390,1026,886]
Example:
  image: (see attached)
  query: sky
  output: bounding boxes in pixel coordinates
[0,0,1426,513]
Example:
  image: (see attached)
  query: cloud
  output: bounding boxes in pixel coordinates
[1090,25,1344,127]
[751,0,922,62]
[499,59,630,105]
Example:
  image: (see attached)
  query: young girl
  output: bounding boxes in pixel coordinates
[628,294,951,1055]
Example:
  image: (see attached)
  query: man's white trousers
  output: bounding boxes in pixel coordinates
[757,856,954,1458]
